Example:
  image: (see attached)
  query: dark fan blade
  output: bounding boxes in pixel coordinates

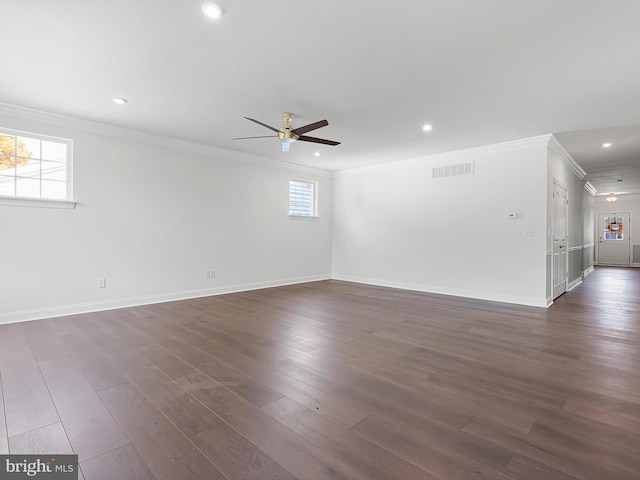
[298,135,340,146]
[291,119,329,135]
[244,117,280,132]
[233,135,277,140]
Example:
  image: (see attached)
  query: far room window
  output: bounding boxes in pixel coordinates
[0,128,72,200]
[289,179,317,217]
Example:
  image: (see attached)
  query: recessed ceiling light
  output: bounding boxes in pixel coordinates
[112,97,128,105]
[202,2,223,18]
[602,142,612,148]
[422,124,433,132]
[314,152,321,157]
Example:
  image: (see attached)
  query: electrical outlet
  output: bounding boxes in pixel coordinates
[277,264,283,271]
[98,278,107,288]
[204,270,216,279]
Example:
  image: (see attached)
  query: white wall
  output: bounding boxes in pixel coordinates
[332,137,549,307]
[0,106,333,323]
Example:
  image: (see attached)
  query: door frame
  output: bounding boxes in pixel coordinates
[552,179,569,299]
[595,210,632,266]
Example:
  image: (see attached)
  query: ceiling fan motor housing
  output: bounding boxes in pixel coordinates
[278,112,299,141]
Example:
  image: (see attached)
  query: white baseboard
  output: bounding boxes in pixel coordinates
[567,277,582,291]
[583,266,595,276]
[0,274,331,325]
[331,274,549,308]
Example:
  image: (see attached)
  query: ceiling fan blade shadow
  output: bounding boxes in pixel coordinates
[244,117,280,132]
[232,135,277,140]
[291,119,329,136]
[298,135,340,146]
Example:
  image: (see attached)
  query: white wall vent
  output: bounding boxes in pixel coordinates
[432,162,474,179]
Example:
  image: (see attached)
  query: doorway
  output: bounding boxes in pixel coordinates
[552,181,568,299]
[597,212,630,266]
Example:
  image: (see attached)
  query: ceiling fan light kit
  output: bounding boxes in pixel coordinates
[234,112,340,152]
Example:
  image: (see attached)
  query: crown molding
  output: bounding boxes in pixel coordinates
[333,134,554,178]
[0,101,332,178]
[584,181,597,195]
[548,135,587,180]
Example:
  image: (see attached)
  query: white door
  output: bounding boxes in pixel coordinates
[597,212,630,266]
[552,182,568,299]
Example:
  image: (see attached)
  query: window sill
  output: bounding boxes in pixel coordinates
[289,214,319,219]
[0,196,77,209]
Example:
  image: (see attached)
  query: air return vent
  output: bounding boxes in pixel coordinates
[432,162,474,179]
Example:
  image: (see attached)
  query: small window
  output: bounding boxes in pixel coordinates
[289,179,317,217]
[0,128,72,200]
[604,216,624,240]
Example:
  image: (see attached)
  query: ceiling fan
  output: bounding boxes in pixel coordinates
[234,112,340,152]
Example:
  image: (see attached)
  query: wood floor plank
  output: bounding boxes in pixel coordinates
[176,371,371,480]
[262,396,440,480]
[105,348,220,437]
[273,356,472,429]
[506,454,582,480]
[417,376,537,433]
[562,396,640,433]
[321,339,434,379]
[191,422,297,480]
[462,415,639,480]
[8,422,73,454]
[38,356,129,460]
[129,343,198,379]
[68,349,129,392]
[527,420,640,475]
[296,345,432,388]
[192,316,327,353]
[97,383,227,480]
[71,316,128,353]
[159,337,283,408]
[22,319,67,361]
[46,316,85,336]
[0,326,60,437]
[182,341,369,428]
[80,443,156,480]
[176,319,288,365]
[352,414,514,480]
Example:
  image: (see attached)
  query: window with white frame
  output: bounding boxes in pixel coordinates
[0,128,72,201]
[289,179,317,217]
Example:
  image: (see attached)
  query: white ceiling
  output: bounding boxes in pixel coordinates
[2,0,640,195]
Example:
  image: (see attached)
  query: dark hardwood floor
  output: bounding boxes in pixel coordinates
[1,266,639,479]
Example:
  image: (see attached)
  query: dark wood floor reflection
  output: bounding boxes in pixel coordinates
[1,267,639,479]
